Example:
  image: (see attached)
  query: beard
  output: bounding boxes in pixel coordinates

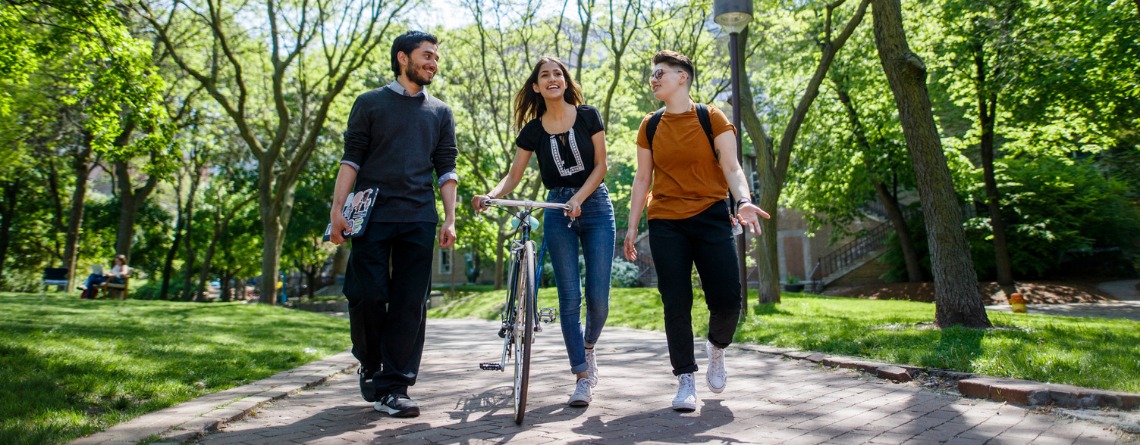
[405,61,434,86]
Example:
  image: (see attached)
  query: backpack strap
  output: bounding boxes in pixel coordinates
[696,103,736,215]
[645,107,666,149]
[648,104,718,159]
[695,103,718,160]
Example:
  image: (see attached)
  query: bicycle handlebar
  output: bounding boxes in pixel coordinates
[483,199,570,211]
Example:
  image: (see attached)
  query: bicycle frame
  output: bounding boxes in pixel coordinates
[483,199,568,370]
[477,199,568,424]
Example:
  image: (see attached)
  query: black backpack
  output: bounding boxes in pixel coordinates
[645,103,717,160]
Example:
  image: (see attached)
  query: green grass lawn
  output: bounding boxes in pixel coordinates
[429,288,1140,393]
[0,293,349,445]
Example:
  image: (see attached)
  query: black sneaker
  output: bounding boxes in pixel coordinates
[375,393,420,418]
[358,367,378,402]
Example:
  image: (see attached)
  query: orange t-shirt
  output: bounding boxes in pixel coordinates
[636,104,736,220]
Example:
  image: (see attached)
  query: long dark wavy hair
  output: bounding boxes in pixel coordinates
[512,56,584,131]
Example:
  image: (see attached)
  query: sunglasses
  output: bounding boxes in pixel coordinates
[650,68,684,81]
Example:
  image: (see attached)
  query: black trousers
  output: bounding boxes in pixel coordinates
[648,200,741,376]
[344,221,435,399]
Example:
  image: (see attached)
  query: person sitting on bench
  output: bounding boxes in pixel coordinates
[78,255,130,299]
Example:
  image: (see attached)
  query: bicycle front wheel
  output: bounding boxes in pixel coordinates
[512,241,536,425]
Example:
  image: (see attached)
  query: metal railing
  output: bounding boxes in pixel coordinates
[811,223,892,282]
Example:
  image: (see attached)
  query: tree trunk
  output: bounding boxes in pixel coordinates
[738,30,781,303]
[870,0,991,327]
[63,136,95,290]
[574,0,594,82]
[113,157,159,258]
[159,188,184,300]
[178,173,204,298]
[221,273,233,301]
[258,210,283,304]
[307,268,317,299]
[196,195,254,302]
[167,162,201,300]
[493,233,508,290]
[872,181,923,282]
[196,223,221,302]
[0,179,19,279]
[257,172,296,304]
[834,83,923,282]
[974,46,1013,286]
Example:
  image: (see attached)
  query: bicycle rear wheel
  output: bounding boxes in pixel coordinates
[512,241,535,425]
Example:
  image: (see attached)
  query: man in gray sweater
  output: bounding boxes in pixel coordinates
[329,30,458,418]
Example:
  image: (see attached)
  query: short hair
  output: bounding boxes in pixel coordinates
[653,50,696,86]
[391,31,439,77]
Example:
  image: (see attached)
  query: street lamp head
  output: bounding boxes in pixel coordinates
[714,0,753,34]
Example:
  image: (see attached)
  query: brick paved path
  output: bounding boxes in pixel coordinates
[193,319,1130,444]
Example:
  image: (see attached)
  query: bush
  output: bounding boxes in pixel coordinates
[965,158,1140,278]
[610,257,641,288]
[131,278,187,300]
[881,158,1140,280]
[539,255,642,288]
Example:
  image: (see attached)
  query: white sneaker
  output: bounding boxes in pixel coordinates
[568,378,592,407]
[706,340,727,394]
[585,348,599,387]
[672,373,697,412]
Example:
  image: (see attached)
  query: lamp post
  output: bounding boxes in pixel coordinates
[714,0,752,322]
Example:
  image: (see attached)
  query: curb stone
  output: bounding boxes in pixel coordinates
[69,351,359,445]
[733,343,1139,411]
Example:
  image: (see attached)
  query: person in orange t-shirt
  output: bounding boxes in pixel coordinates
[623,50,770,413]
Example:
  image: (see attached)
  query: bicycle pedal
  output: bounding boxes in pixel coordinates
[479,362,503,371]
[538,307,557,323]
[497,326,507,338]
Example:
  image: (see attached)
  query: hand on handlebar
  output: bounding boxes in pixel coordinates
[471,194,493,214]
[564,198,582,219]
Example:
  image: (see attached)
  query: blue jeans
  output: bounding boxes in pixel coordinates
[544,184,616,374]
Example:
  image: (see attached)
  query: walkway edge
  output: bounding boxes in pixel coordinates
[734,344,1140,411]
[69,351,359,445]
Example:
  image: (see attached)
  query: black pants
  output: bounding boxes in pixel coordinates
[648,200,741,376]
[344,221,435,399]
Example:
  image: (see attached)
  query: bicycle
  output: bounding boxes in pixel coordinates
[477,198,570,425]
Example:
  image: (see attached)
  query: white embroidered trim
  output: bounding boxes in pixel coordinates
[549,131,586,177]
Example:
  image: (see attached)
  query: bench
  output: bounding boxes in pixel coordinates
[42,267,69,291]
[96,277,131,299]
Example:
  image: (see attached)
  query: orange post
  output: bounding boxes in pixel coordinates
[1009,292,1027,313]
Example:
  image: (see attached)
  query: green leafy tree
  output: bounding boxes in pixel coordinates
[738,0,870,303]
[870,0,990,327]
[284,147,339,299]
[1,0,168,288]
[436,0,558,289]
[136,0,412,303]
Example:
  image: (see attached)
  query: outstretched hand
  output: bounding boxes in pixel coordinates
[736,203,771,235]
